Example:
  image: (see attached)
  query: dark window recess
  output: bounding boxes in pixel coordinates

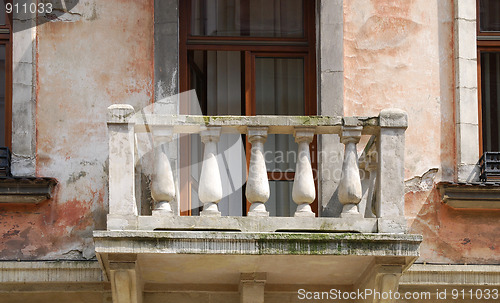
[0,146,10,177]
[480,52,500,152]
[479,152,500,181]
[479,0,500,32]
[478,1,500,181]
[0,44,6,147]
[0,4,11,149]
[0,2,5,25]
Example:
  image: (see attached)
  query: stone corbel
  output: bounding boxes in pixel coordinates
[239,272,267,303]
[109,261,143,303]
[373,265,403,303]
[355,262,404,303]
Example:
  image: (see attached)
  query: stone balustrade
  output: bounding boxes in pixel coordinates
[106,105,408,234]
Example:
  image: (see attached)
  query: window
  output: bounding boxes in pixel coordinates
[0,3,11,148]
[179,0,316,216]
[478,0,500,153]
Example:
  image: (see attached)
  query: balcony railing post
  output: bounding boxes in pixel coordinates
[339,125,363,218]
[292,128,316,217]
[376,109,408,233]
[246,127,270,216]
[107,104,138,229]
[199,127,223,216]
[151,126,176,216]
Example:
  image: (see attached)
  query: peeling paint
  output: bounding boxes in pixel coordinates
[405,168,438,193]
[343,0,493,263]
[46,10,83,23]
[1,0,154,260]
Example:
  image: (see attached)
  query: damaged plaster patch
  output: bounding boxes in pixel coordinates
[67,171,87,184]
[11,154,36,176]
[356,16,420,50]
[155,68,178,102]
[46,9,82,22]
[62,249,84,259]
[405,168,438,193]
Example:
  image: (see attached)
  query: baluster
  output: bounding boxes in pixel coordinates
[246,127,270,216]
[151,126,175,216]
[199,127,223,216]
[338,126,363,218]
[292,128,316,217]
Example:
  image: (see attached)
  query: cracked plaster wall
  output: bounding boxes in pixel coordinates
[344,0,499,263]
[1,0,155,260]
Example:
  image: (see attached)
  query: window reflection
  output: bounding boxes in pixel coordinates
[191,0,304,37]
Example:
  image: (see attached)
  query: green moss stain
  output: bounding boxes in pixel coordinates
[254,233,378,255]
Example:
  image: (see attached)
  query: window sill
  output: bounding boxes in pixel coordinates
[438,181,500,209]
[0,177,57,204]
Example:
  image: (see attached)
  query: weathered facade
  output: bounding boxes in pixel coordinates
[1,0,499,302]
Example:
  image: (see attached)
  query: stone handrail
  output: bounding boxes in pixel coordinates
[107,105,408,233]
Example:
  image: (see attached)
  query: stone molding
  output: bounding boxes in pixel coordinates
[401,264,500,285]
[0,261,104,283]
[438,182,500,209]
[94,230,422,257]
[0,177,57,203]
[454,0,480,182]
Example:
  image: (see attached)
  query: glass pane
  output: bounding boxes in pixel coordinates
[264,134,296,172]
[481,52,500,152]
[255,57,304,115]
[191,0,304,37]
[0,4,5,25]
[266,181,295,217]
[0,45,5,147]
[480,0,500,32]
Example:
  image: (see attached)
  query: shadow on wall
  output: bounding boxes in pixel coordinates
[8,0,81,31]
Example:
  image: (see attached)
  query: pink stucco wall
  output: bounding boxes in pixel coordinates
[344,0,500,263]
[0,0,154,259]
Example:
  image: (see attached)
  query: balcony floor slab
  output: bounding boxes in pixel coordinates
[94,231,421,288]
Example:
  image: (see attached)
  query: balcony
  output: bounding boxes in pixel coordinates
[94,104,422,303]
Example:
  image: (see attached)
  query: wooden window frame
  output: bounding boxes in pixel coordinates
[0,5,12,149]
[179,0,317,216]
[477,0,500,155]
